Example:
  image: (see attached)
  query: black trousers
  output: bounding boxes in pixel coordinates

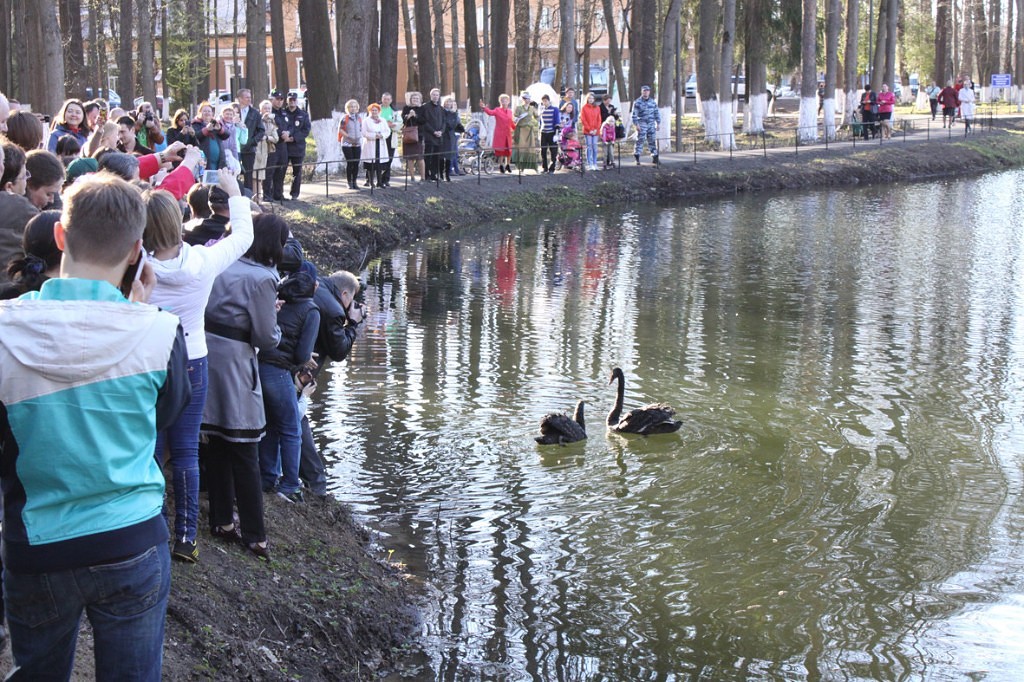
[288,154,305,198]
[342,146,361,185]
[202,435,266,544]
[425,142,443,179]
[382,137,394,184]
[860,110,876,139]
[240,151,256,191]
[298,415,328,496]
[541,131,557,170]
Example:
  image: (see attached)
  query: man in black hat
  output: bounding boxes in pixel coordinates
[282,92,311,200]
[264,90,290,202]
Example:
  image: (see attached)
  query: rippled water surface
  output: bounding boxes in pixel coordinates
[308,170,1024,680]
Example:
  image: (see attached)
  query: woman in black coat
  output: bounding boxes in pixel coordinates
[401,91,425,182]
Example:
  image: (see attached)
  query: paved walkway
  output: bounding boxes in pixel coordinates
[295,110,1012,203]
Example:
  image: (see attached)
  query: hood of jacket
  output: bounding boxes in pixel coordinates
[278,270,317,303]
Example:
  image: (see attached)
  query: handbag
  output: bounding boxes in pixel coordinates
[615,123,625,139]
[402,125,419,145]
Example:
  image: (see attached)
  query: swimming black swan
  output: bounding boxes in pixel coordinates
[607,367,682,435]
[535,400,587,445]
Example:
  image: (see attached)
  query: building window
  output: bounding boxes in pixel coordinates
[540,7,552,29]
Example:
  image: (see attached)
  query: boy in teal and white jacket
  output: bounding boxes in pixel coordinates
[0,173,190,680]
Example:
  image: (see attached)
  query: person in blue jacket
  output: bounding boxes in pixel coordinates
[631,85,660,165]
[0,172,190,680]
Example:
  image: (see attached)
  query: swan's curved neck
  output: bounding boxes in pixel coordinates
[607,374,624,425]
[573,401,586,429]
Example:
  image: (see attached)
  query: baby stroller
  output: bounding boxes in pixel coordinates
[458,120,496,175]
[557,127,583,171]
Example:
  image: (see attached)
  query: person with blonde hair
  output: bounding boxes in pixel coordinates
[253,99,279,202]
[338,98,363,190]
[143,169,253,563]
[479,94,513,173]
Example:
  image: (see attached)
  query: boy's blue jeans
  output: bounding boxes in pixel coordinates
[3,543,170,681]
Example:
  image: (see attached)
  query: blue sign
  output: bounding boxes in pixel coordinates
[991,73,1012,88]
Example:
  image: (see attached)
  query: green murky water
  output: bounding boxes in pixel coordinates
[310,169,1024,680]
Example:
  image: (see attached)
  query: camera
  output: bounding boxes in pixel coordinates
[202,170,219,185]
[145,112,154,122]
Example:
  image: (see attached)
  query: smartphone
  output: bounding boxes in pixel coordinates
[202,169,219,185]
[120,250,147,298]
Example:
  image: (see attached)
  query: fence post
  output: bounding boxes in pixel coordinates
[794,129,799,156]
[693,135,697,164]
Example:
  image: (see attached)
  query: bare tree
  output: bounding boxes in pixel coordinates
[823,0,840,137]
[743,0,770,132]
[270,0,288,90]
[433,0,448,93]
[601,0,628,102]
[658,0,682,107]
[842,0,859,123]
[59,0,87,97]
[630,0,657,98]
[490,0,510,97]
[379,0,400,96]
[464,0,483,108]
[697,0,720,142]
[25,0,65,115]
[401,0,416,90]
[118,0,134,102]
[339,0,376,102]
[248,0,270,98]
[298,0,339,116]
[138,0,156,105]
[870,0,887,89]
[797,0,817,141]
[1016,0,1024,91]
[514,0,531,92]
[0,0,11,94]
[718,0,736,148]
[415,0,437,87]
[936,0,951,83]
[885,0,898,87]
[451,0,461,101]
[557,0,575,92]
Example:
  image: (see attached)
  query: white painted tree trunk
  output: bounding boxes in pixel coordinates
[311,112,345,175]
[701,97,721,145]
[744,92,767,133]
[798,96,818,142]
[843,89,858,125]
[718,102,735,149]
[822,98,836,139]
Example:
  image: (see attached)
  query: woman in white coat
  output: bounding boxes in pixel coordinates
[958,80,976,135]
[361,103,392,188]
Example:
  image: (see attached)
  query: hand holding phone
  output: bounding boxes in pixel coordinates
[202,170,220,185]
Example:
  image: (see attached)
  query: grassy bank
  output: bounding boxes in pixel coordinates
[281,127,1024,275]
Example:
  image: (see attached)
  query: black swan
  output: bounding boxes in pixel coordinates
[535,400,587,445]
[607,367,682,435]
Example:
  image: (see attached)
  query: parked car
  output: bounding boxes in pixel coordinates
[208,89,232,105]
[540,65,609,98]
[84,87,121,108]
[686,73,746,98]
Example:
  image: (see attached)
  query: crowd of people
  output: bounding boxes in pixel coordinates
[0,89,365,678]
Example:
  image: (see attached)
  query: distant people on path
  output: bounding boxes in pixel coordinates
[401,91,425,182]
[859,84,877,140]
[421,88,448,182]
[512,92,539,173]
[876,84,895,140]
[282,92,311,200]
[632,85,660,165]
[193,102,229,169]
[925,81,940,120]
[362,102,392,187]
[480,94,514,173]
[580,92,603,171]
[0,173,190,680]
[938,82,959,129]
[265,90,290,202]
[338,99,363,190]
[539,94,561,174]
[380,92,400,186]
[441,96,464,181]
[254,99,279,203]
[236,88,265,193]
[958,80,976,135]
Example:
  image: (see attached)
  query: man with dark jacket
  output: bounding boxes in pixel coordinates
[265,90,290,202]
[298,270,365,497]
[281,92,311,200]
[421,88,447,182]
[236,88,265,193]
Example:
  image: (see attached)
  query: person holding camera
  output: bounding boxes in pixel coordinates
[135,101,166,151]
[192,101,230,170]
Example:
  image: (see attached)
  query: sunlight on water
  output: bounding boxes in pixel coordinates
[307,169,1024,680]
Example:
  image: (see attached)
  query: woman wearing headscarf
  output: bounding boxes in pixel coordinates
[511,92,539,173]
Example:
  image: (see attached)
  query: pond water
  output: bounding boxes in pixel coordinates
[308,169,1024,680]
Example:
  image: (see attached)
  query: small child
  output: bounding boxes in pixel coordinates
[561,127,582,169]
[600,116,617,169]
